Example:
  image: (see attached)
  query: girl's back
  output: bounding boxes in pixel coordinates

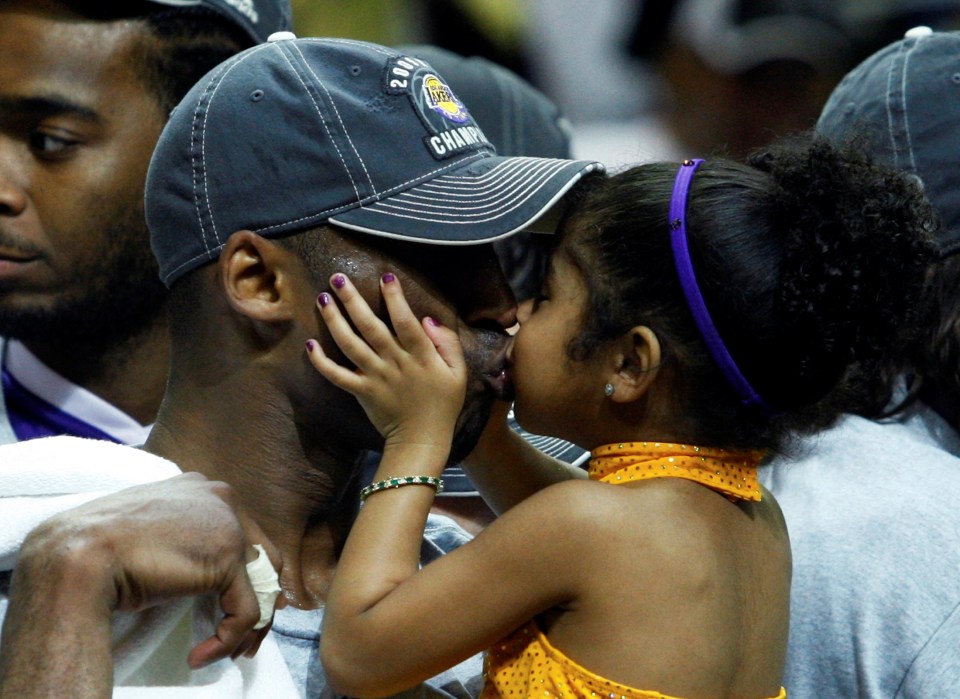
[484,475,789,698]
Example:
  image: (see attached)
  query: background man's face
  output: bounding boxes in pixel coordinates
[0,1,167,347]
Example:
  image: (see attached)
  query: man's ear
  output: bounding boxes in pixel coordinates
[218,230,298,322]
[607,325,662,404]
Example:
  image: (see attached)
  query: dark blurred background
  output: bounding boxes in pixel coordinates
[292,0,960,167]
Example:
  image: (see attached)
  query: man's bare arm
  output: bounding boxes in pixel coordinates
[0,473,279,699]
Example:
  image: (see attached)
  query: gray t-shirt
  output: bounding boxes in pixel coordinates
[270,514,481,699]
[760,407,960,698]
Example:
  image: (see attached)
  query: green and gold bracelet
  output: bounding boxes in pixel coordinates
[360,475,445,502]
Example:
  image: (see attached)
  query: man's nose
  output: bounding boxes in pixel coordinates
[456,250,518,331]
[0,145,28,217]
[517,298,534,324]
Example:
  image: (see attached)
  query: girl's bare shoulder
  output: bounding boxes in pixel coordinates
[492,477,698,555]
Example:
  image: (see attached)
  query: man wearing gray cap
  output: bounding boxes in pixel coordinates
[760,26,960,697]
[377,44,589,534]
[0,35,601,697]
[0,0,290,446]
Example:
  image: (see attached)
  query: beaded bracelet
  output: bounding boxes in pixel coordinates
[360,475,445,502]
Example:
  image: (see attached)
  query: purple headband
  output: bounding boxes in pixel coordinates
[669,159,770,412]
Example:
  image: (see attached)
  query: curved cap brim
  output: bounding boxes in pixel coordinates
[329,156,602,244]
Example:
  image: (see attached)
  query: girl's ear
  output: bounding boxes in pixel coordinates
[606,326,662,404]
[218,230,300,322]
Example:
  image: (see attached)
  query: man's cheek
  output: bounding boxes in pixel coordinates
[458,335,486,380]
[448,390,495,464]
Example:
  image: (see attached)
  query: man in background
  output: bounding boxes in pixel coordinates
[761,26,960,697]
[0,0,291,445]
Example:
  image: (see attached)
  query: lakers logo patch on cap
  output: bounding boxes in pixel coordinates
[384,55,492,161]
[423,75,469,123]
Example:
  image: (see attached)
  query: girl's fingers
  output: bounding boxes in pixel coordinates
[422,317,466,374]
[316,288,383,373]
[305,337,368,394]
[329,273,401,358]
[312,271,458,391]
[379,273,437,355]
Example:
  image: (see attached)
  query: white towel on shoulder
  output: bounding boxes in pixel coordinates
[0,436,299,698]
[0,436,180,570]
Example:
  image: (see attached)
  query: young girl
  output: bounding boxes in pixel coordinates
[305,139,937,699]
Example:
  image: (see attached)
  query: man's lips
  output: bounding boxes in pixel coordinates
[0,252,38,263]
[0,244,42,285]
[0,238,41,263]
[0,247,40,270]
[480,344,515,400]
[482,365,514,400]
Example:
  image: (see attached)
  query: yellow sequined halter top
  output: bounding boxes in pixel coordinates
[588,441,764,501]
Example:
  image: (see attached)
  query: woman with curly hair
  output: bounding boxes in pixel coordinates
[306,138,938,699]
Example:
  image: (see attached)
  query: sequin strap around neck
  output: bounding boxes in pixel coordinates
[588,441,764,502]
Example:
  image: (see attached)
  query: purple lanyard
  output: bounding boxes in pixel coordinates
[1,366,118,443]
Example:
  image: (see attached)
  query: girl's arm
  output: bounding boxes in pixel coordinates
[306,273,590,698]
[458,400,587,516]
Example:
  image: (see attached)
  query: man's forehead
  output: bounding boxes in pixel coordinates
[0,4,143,89]
[2,0,141,22]
[0,9,153,129]
[302,227,507,306]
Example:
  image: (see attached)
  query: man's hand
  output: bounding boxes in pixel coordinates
[0,473,281,699]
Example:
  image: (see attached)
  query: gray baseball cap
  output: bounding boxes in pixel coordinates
[816,26,960,257]
[670,0,852,76]
[142,0,292,45]
[146,35,603,286]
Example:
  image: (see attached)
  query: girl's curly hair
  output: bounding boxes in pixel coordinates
[559,137,939,453]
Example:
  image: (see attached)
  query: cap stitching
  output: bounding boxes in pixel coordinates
[304,37,396,57]
[197,66,226,253]
[197,46,270,252]
[388,160,569,206]
[192,58,235,256]
[164,250,219,283]
[352,152,491,201]
[417,157,560,190]
[883,45,899,166]
[886,42,916,172]
[250,152,491,234]
[271,46,362,203]
[899,41,918,174]
[290,41,376,195]
[364,163,577,222]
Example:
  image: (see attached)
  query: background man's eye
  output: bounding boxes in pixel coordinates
[30,132,77,155]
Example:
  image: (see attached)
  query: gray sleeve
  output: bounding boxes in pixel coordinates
[897,600,960,697]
